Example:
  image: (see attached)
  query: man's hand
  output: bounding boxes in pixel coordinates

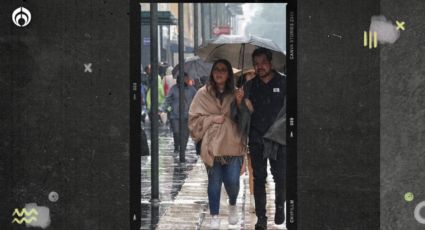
[212,115,225,124]
[235,88,245,106]
[240,157,247,175]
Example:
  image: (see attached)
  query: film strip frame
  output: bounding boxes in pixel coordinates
[286,0,297,229]
[130,1,297,229]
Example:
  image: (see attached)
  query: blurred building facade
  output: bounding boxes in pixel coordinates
[140,3,244,69]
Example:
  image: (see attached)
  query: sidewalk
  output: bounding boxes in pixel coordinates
[141,121,286,229]
[141,122,200,229]
[156,157,287,229]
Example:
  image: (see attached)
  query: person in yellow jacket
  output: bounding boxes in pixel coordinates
[145,64,165,122]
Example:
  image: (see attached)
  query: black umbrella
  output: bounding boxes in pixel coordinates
[196,34,286,74]
[171,56,213,80]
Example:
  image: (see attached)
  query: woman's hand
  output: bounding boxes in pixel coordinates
[244,98,254,112]
[212,115,225,124]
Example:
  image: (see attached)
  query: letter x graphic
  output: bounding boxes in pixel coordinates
[84,63,92,73]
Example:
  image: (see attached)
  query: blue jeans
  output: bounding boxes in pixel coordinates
[207,156,243,215]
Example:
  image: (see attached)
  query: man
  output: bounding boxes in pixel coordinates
[161,73,197,153]
[243,48,286,230]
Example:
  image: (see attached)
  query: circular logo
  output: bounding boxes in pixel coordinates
[414,201,425,224]
[12,7,31,27]
[48,191,59,202]
[405,192,414,202]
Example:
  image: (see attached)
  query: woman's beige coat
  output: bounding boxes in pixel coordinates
[188,85,246,167]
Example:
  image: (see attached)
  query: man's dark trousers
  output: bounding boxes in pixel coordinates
[250,143,286,221]
[170,118,189,153]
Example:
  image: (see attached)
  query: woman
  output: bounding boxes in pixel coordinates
[188,59,247,229]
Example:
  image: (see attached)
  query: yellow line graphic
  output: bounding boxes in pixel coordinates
[364,31,367,47]
[373,31,378,48]
[369,31,372,49]
[12,216,38,224]
[364,31,378,49]
[12,208,39,217]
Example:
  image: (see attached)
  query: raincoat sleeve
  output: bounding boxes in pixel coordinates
[230,98,252,143]
[162,86,174,112]
[188,91,215,142]
[158,75,165,106]
[262,99,286,160]
[141,84,146,105]
[243,80,253,101]
[147,75,165,110]
[146,88,151,110]
[230,80,254,136]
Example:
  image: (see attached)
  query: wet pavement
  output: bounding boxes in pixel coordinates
[141,121,199,229]
[141,120,287,229]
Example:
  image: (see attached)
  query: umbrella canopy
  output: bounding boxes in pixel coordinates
[196,34,286,73]
[172,56,213,80]
[234,68,255,78]
[232,68,241,74]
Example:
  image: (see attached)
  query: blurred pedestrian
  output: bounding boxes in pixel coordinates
[193,78,203,90]
[163,66,176,127]
[188,59,248,229]
[141,80,148,124]
[200,75,208,86]
[162,72,197,153]
[146,64,166,124]
[141,65,150,124]
[163,66,176,96]
[159,62,169,77]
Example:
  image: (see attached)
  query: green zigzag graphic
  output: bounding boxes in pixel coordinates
[12,208,39,217]
[12,216,38,224]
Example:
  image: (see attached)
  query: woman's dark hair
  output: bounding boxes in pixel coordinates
[176,72,189,84]
[207,59,235,97]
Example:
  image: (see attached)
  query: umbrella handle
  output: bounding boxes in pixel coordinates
[237,44,245,87]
